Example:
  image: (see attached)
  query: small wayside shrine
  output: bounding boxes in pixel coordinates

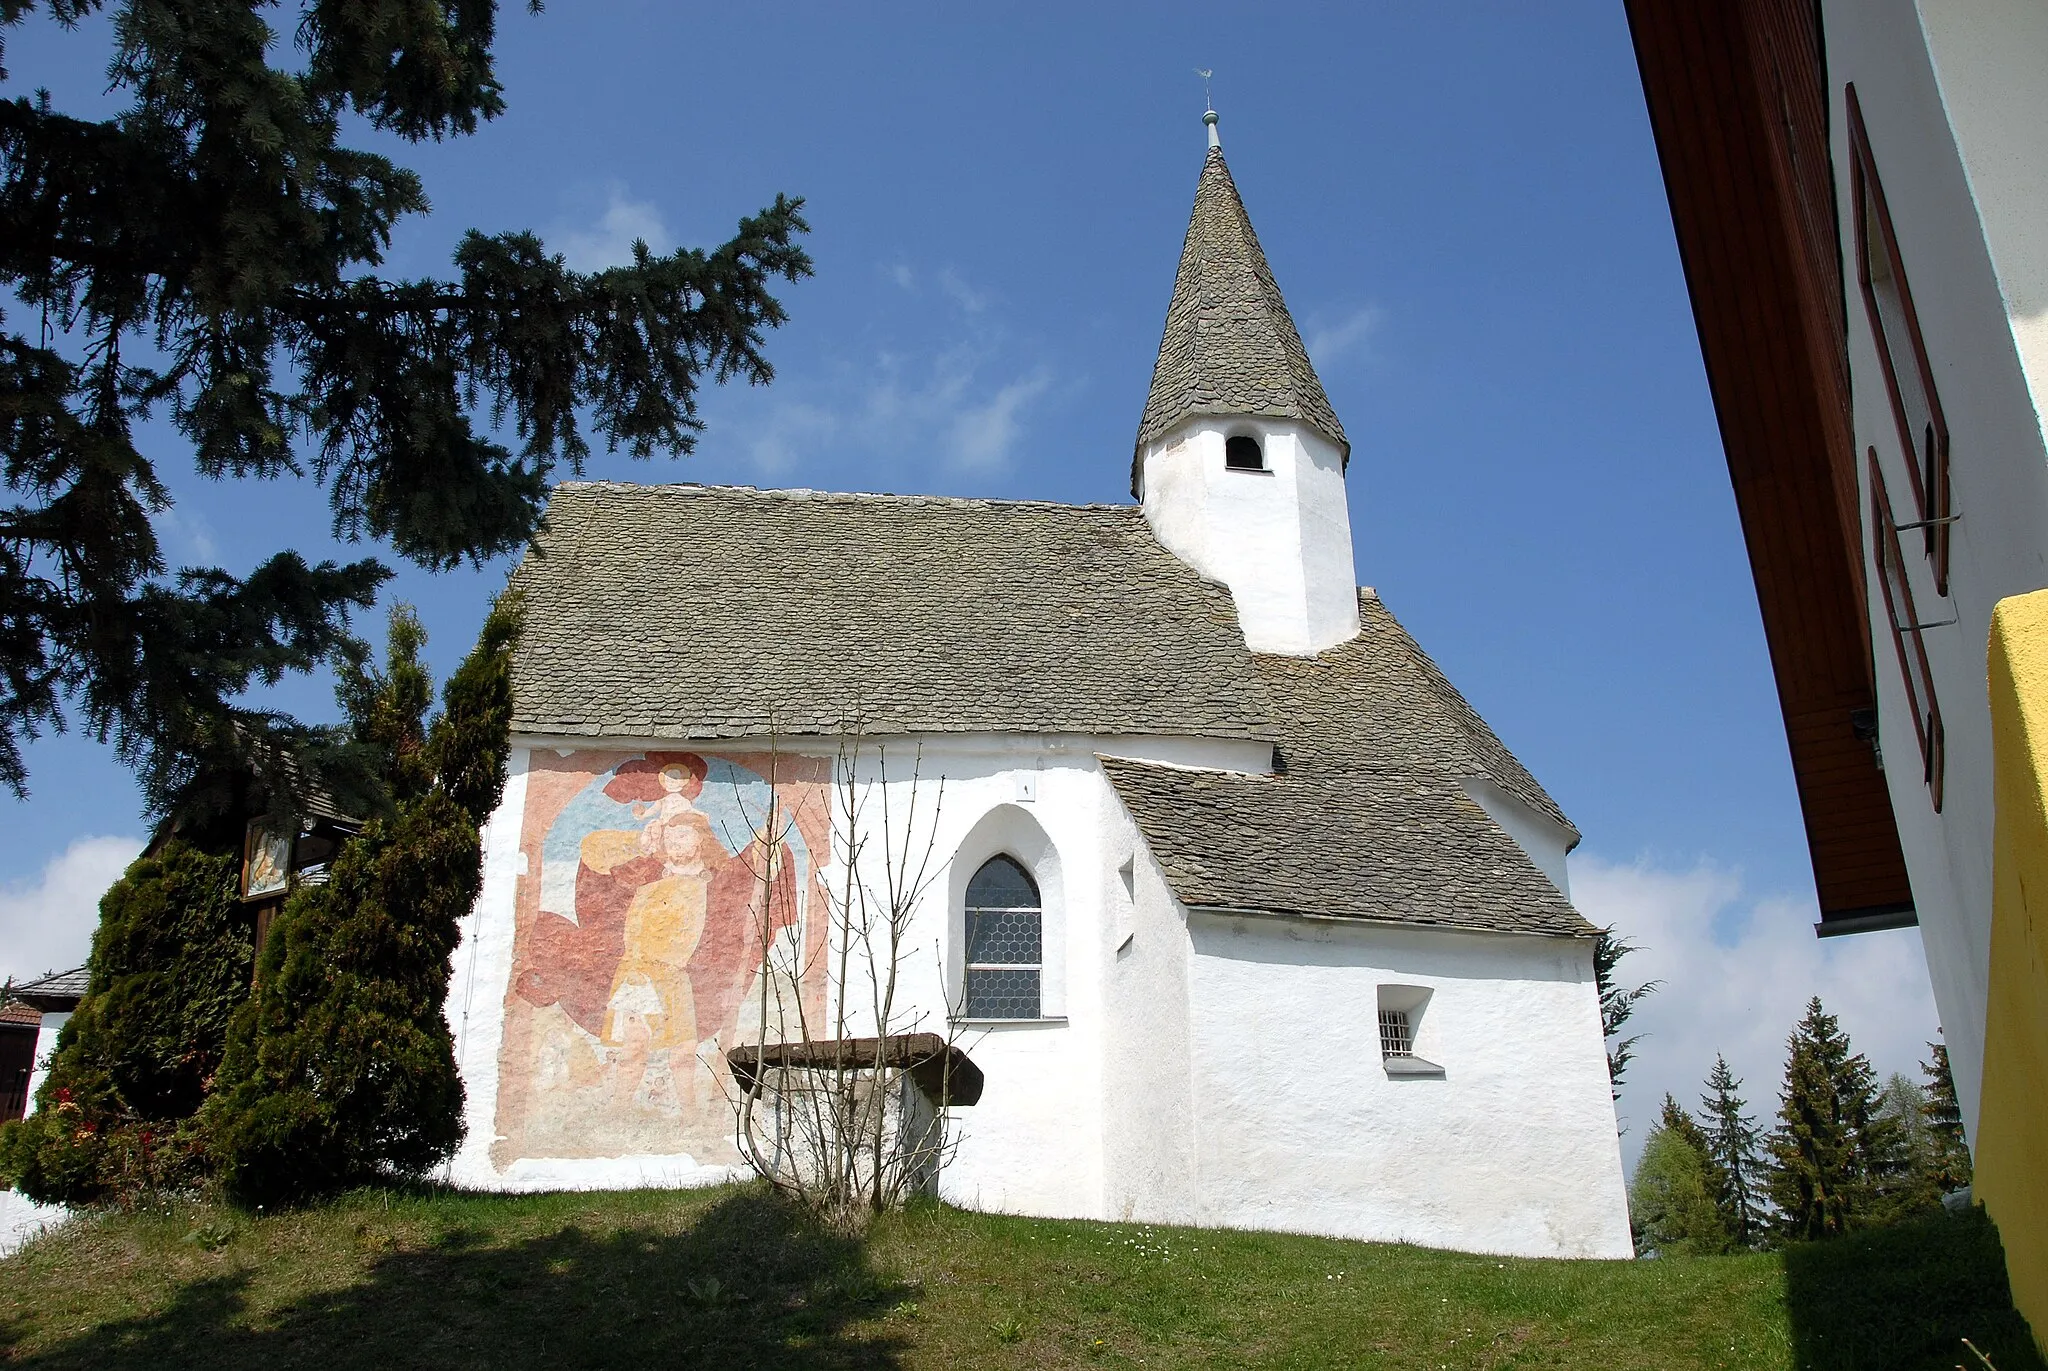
[445,111,1633,1259]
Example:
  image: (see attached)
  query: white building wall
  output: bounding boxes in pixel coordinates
[1183,911,1632,1259]
[1826,0,2048,1140]
[445,731,1625,1257]
[1096,792,1201,1225]
[1138,418,1361,655]
[22,1012,68,1116]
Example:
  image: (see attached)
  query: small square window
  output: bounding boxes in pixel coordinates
[1224,434,1265,471]
[1377,985,1443,1077]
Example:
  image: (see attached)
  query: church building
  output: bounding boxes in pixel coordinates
[444,113,1634,1261]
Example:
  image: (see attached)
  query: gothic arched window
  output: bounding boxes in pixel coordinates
[964,855,1042,1019]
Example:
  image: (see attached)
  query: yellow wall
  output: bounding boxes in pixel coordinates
[1983,589,2048,1344]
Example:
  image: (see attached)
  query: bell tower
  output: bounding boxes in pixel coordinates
[1133,110,1360,657]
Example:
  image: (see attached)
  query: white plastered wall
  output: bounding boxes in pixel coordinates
[1096,790,1201,1225]
[443,731,1256,1206]
[1182,911,1632,1259]
[22,1012,68,1116]
[1138,418,1361,655]
[444,731,1628,1259]
[1826,0,2048,1142]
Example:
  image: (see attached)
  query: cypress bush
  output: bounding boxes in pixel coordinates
[0,842,250,1203]
[204,597,520,1205]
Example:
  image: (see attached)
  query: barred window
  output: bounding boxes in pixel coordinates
[965,855,1041,1019]
[1378,1008,1414,1059]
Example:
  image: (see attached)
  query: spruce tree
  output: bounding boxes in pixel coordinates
[1594,926,1660,1102]
[0,840,249,1202]
[204,596,519,1204]
[1766,997,1882,1241]
[0,2,810,816]
[1866,1072,1941,1222]
[1700,1053,1766,1246]
[1920,1041,1973,1193]
[1630,1101,1733,1256]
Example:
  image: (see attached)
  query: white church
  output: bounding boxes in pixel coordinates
[443,113,1634,1261]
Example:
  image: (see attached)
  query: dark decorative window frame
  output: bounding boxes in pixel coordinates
[1870,449,1946,811]
[1849,83,1952,596]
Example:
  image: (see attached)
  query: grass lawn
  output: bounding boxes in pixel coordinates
[0,1184,2037,1370]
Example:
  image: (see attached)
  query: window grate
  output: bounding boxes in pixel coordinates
[1378,1008,1413,1059]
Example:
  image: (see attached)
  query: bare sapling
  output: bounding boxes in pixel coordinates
[727,726,963,1229]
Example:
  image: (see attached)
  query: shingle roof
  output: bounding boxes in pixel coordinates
[6,966,89,1012]
[509,489,1586,939]
[1101,592,1592,939]
[1256,594,1577,839]
[1132,146,1349,495]
[508,484,1274,742]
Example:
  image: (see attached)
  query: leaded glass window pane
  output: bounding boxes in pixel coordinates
[965,967,1041,1020]
[966,907,1041,965]
[963,855,1042,1019]
[966,854,1037,909]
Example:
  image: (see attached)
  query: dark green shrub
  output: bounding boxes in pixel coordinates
[204,597,520,1205]
[0,842,249,1204]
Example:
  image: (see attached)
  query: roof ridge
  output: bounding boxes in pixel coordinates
[551,481,1140,515]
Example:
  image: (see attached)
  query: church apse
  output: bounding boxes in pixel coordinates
[492,748,832,1170]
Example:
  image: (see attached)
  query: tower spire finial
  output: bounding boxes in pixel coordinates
[1196,69,1220,149]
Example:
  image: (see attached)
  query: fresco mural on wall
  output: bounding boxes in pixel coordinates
[493,749,832,1168]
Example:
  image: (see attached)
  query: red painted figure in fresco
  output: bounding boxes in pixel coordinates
[513,752,803,1095]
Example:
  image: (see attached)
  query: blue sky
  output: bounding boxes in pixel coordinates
[2,2,1940,1148]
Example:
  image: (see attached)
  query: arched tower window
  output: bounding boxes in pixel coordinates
[964,855,1042,1019]
[1225,434,1265,471]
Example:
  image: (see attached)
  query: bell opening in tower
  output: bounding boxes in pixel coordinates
[1225,434,1265,471]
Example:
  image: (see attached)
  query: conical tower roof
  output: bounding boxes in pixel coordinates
[1133,141,1349,495]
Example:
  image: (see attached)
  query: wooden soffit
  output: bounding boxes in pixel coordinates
[1625,0,1915,927]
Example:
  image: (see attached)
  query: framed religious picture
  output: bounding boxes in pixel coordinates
[242,819,293,901]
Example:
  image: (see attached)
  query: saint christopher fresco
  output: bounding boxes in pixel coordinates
[492,750,830,1168]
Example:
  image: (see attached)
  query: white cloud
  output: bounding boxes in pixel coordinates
[557,185,671,272]
[1570,851,1941,1172]
[0,835,142,986]
[1305,305,1384,368]
[737,399,839,477]
[946,369,1052,473]
[937,266,989,314]
[157,504,219,564]
[714,260,1055,482]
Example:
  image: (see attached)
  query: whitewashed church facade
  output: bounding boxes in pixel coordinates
[443,116,1634,1260]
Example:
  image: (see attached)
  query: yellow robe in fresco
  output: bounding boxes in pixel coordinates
[580,813,714,1051]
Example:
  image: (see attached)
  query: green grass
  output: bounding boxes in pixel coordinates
[0,1185,2037,1370]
